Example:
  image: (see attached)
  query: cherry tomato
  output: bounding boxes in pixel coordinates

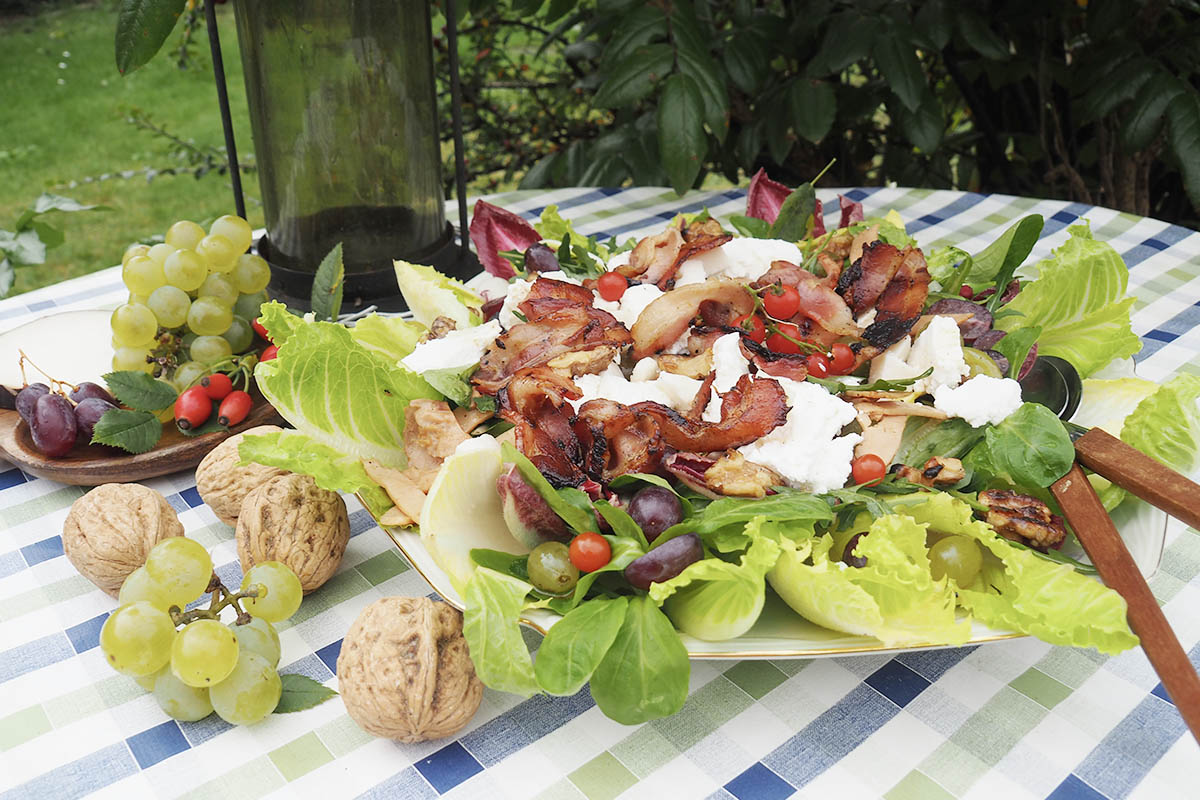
[596,271,628,302]
[851,454,887,486]
[217,390,252,427]
[762,284,801,319]
[260,344,278,362]
[806,352,831,378]
[829,342,856,375]
[733,313,767,343]
[569,532,612,573]
[175,386,212,431]
[251,317,271,341]
[765,322,804,354]
[200,372,233,401]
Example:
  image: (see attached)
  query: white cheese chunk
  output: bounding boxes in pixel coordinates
[593,283,664,329]
[678,237,806,282]
[868,315,968,393]
[933,375,1023,427]
[571,360,701,413]
[630,357,660,382]
[737,378,862,493]
[465,271,512,301]
[498,278,533,329]
[702,332,751,422]
[673,259,707,287]
[401,320,502,374]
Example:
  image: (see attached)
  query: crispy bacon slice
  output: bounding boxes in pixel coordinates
[686,372,715,420]
[837,241,903,316]
[618,219,732,289]
[630,279,754,359]
[521,276,597,314]
[739,337,810,381]
[873,247,931,323]
[631,374,788,452]
[573,399,665,482]
[498,368,587,487]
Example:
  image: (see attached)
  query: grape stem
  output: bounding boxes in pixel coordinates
[169,572,260,627]
[17,350,77,397]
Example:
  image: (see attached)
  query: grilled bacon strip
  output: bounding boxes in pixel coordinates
[631,374,788,452]
[574,399,665,482]
[617,219,732,289]
[498,368,588,487]
[837,241,903,316]
[873,247,931,323]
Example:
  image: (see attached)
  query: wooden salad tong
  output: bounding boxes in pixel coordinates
[1050,427,1200,743]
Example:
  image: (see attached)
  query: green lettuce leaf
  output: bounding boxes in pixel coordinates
[892,492,1138,655]
[420,365,477,407]
[1120,373,1200,473]
[995,223,1140,377]
[349,314,425,362]
[534,596,628,696]
[254,317,441,466]
[462,567,540,697]
[257,301,308,347]
[665,489,832,552]
[393,260,482,329]
[966,403,1075,489]
[650,524,781,641]
[1074,378,1159,438]
[237,430,392,516]
[588,595,690,725]
[534,205,613,259]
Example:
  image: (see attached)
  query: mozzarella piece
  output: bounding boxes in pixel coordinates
[571,360,701,413]
[401,320,502,373]
[933,375,1023,427]
[737,378,862,493]
[630,357,660,382]
[678,237,806,282]
[593,283,665,329]
[867,316,968,393]
[498,278,533,329]
[702,332,751,422]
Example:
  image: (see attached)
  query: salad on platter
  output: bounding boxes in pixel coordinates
[237,173,1200,725]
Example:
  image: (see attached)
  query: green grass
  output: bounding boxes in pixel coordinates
[0,1,262,297]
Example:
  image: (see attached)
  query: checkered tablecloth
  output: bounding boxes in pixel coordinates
[1,187,1198,800]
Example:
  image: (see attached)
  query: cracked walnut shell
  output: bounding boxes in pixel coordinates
[195,425,289,525]
[62,484,184,596]
[337,597,483,742]
[236,473,349,593]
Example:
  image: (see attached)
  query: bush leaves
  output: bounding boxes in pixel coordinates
[311,243,344,322]
[593,44,674,109]
[91,409,162,454]
[102,370,178,412]
[657,74,707,194]
[115,0,187,75]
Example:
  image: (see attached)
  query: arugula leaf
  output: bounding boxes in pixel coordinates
[965,214,1043,290]
[501,442,596,533]
[421,365,477,407]
[311,243,344,322]
[806,368,931,395]
[594,500,650,551]
[91,408,162,454]
[273,673,337,713]
[589,595,689,724]
[102,370,178,412]
[535,596,629,695]
[462,568,541,697]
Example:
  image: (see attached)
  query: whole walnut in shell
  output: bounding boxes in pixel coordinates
[236,472,349,593]
[338,596,483,742]
[196,425,289,525]
[62,484,184,596]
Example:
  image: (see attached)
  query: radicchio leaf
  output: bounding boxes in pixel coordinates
[812,197,826,237]
[838,194,864,227]
[469,200,541,278]
[746,168,792,223]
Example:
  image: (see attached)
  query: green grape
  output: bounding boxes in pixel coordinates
[100,601,176,676]
[127,293,150,306]
[187,297,233,337]
[111,303,158,347]
[197,234,238,273]
[153,668,214,721]
[173,360,207,391]
[210,215,254,254]
[230,616,281,667]
[928,535,984,586]
[209,651,281,725]
[233,290,268,321]
[240,562,303,623]
[123,255,166,295]
[147,242,176,266]
[123,243,151,267]
[145,537,213,607]
[165,220,206,251]
[231,254,271,294]
[198,273,238,307]
[112,346,153,374]
[135,665,166,691]
[119,566,173,611]
[171,619,239,687]
[221,315,254,354]
[147,286,191,329]
[164,249,208,292]
[190,335,233,365]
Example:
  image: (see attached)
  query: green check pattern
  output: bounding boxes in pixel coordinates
[1,187,1198,799]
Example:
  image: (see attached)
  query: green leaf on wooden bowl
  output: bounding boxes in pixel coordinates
[103,370,178,412]
[91,409,162,454]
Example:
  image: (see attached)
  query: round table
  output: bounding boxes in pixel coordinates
[1,187,1198,800]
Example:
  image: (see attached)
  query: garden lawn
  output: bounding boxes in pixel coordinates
[0,1,262,297]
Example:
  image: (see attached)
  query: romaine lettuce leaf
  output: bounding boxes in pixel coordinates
[892,492,1138,655]
[1073,378,1159,437]
[650,524,781,641]
[393,260,482,329]
[237,430,392,516]
[349,314,425,362]
[995,223,1140,377]
[1120,373,1200,473]
[462,567,540,697]
[255,317,441,466]
[257,301,308,347]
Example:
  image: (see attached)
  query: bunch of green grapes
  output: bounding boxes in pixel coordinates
[103,538,304,726]
[113,214,272,388]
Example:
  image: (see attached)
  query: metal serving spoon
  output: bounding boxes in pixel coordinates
[1017,355,1082,421]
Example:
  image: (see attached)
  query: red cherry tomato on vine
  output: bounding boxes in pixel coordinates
[251,317,271,342]
[733,313,767,344]
[596,272,628,302]
[851,454,887,486]
[217,390,253,427]
[806,352,831,378]
[569,532,612,573]
[175,386,212,431]
[829,343,855,375]
[762,284,801,319]
[200,372,233,401]
[260,344,278,362]
[766,322,804,354]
